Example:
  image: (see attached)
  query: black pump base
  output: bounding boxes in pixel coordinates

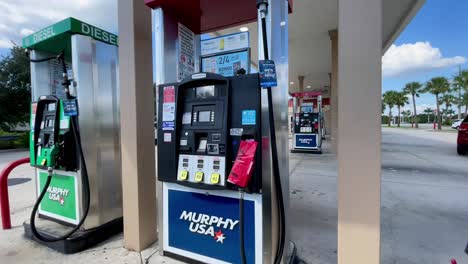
[163,240,299,264]
[23,217,123,254]
[290,149,322,154]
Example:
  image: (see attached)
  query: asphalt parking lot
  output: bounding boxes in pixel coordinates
[1,127,467,263]
[290,127,468,264]
[380,127,468,264]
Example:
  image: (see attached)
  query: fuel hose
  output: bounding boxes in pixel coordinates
[256,1,287,263]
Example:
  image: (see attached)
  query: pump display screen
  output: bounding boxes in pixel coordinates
[198,111,211,122]
[195,85,215,98]
[192,105,216,125]
[48,103,56,111]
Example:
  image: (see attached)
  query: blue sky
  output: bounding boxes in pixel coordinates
[382,0,468,113]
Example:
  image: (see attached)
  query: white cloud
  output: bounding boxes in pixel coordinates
[402,104,436,114]
[0,0,117,49]
[382,42,466,77]
[19,28,34,36]
[0,39,13,49]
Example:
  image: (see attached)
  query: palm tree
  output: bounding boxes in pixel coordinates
[383,91,398,126]
[439,94,456,122]
[453,69,468,119]
[424,77,450,130]
[403,82,423,128]
[445,109,456,119]
[402,110,412,123]
[394,92,409,127]
[423,107,434,123]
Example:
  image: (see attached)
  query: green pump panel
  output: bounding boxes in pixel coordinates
[30,97,74,170]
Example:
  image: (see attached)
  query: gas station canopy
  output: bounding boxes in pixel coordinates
[144,0,293,33]
[145,0,424,93]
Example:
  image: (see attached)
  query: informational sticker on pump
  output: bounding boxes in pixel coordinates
[164,133,172,143]
[182,112,192,125]
[177,23,195,81]
[259,60,278,88]
[162,86,176,130]
[163,86,175,103]
[230,128,244,136]
[162,121,175,130]
[162,104,175,119]
[241,110,256,125]
[30,103,37,130]
[50,60,70,99]
[63,99,78,116]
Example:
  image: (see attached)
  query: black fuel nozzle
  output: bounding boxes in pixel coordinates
[257,0,268,18]
[256,0,268,8]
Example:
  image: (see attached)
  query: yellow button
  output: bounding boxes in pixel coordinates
[194,171,204,183]
[41,159,47,165]
[210,173,220,184]
[179,170,188,181]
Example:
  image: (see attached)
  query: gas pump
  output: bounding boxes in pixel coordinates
[291,94,323,153]
[22,18,123,253]
[153,0,292,263]
[158,73,264,263]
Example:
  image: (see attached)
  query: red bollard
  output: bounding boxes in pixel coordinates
[0,157,30,230]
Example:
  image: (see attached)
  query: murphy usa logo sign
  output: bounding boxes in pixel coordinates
[46,186,70,206]
[179,210,239,244]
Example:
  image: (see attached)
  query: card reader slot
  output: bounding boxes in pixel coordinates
[195,133,208,153]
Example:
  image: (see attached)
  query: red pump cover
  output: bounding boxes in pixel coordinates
[228,140,258,188]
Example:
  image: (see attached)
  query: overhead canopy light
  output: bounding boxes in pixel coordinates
[239,27,249,32]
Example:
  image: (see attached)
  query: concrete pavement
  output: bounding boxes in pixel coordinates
[0,151,180,264]
[1,127,467,263]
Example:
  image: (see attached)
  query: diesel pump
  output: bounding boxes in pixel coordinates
[22,17,123,253]
[28,52,90,243]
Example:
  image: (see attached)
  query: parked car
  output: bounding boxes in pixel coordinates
[452,119,463,129]
[457,116,468,155]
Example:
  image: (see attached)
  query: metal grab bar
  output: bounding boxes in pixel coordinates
[0,157,30,229]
